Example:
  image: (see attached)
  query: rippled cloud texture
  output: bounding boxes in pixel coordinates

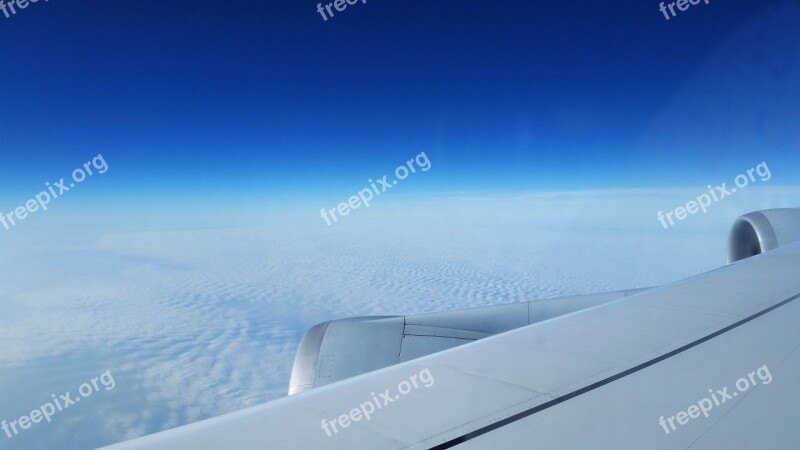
[0,188,798,449]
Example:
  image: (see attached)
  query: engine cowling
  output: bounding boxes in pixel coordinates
[727,208,800,263]
[287,288,648,395]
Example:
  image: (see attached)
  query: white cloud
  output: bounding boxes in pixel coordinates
[0,188,797,449]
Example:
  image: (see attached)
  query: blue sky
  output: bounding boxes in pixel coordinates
[1,0,798,210]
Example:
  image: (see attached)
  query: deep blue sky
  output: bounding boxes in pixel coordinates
[1,0,798,203]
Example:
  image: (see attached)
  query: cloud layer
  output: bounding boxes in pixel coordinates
[0,188,797,449]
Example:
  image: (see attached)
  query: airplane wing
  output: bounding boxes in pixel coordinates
[101,208,800,450]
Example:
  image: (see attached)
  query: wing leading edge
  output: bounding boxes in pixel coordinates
[101,237,800,450]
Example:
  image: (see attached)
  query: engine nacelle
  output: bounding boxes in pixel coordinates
[288,288,648,395]
[727,208,800,263]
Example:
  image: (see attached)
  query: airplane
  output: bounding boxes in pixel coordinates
[102,208,800,449]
